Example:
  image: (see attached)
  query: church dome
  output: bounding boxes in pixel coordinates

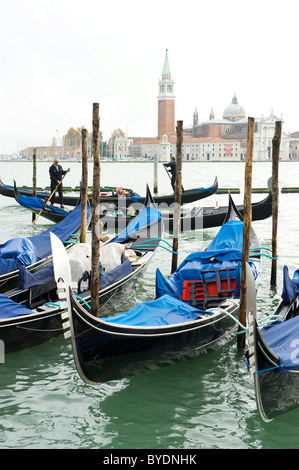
[223,94,246,121]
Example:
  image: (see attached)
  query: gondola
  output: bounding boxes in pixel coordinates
[13,183,76,223]
[0,180,134,199]
[246,265,299,422]
[14,179,272,231]
[0,186,163,352]
[0,204,92,294]
[1,176,218,208]
[101,188,271,232]
[51,194,262,385]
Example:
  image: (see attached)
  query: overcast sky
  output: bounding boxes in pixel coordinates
[1,0,298,153]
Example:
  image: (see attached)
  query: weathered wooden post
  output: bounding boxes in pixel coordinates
[171,121,183,274]
[32,148,37,222]
[80,128,88,244]
[154,154,158,194]
[237,116,254,349]
[270,121,281,287]
[90,104,101,317]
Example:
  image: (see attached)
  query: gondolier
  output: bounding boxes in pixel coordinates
[49,158,70,208]
[164,157,176,191]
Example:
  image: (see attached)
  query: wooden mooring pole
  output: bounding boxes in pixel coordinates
[237,117,254,349]
[171,121,183,274]
[80,128,88,244]
[270,121,281,287]
[32,148,37,222]
[154,154,158,194]
[90,104,101,317]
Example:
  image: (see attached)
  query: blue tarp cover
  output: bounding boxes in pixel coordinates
[193,184,214,193]
[103,294,207,327]
[18,264,54,289]
[261,315,299,372]
[155,220,257,301]
[28,204,91,259]
[0,238,38,276]
[18,194,68,215]
[0,204,90,276]
[100,259,132,290]
[281,265,299,302]
[131,193,141,202]
[111,206,161,244]
[0,293,34,319]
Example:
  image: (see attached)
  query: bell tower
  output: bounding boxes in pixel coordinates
[158,49,175,137]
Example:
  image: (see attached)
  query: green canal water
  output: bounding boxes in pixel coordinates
[0,160,299,449]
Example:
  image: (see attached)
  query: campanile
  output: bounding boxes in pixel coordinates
[158,49,175,137]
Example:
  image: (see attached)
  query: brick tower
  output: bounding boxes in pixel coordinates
[158,49,175,137]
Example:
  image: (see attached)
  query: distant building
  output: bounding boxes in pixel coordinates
[289,131,299,160]
[19,145,81,161]
[114,50,291,162]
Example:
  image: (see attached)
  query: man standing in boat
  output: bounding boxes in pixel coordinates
[164,156,176,192]
[49,158,70,208]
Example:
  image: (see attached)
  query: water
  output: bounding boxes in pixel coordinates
[0,160,299,449]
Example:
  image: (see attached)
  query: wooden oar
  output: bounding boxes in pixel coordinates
[32,174,67,225]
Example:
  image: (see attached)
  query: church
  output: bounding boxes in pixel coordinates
[114,50,291,161]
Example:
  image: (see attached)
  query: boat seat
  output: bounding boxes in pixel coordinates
[182,267,236,309]
[28,278,57,309]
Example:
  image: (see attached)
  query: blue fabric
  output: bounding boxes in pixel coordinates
[261,315,299,372]
[131,193,141,202]
[194,184,214,193]
[100,259,132,290]
[18,194,68,215]
[111,206,161,243]
[281,265,299,302]
[0,204,90,276]
[0,238,38,276]
[18,264,54,289]
[28,204,91,259]
[0,293,34,319]
[206,220,244,251]
[103,294,207,327]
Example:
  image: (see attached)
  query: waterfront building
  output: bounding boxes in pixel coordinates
[19,145,81,161]
[115,50,291,162]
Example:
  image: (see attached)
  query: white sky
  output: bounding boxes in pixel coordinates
[1,0,298,153]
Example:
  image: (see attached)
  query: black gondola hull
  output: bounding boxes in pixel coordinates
[23,188,272,231]
[0,256,153,353]
[55,192,261,384]
[0,188,163,352]
[1,178,218,208]
[69,294,240,384]
[248,299,299,422]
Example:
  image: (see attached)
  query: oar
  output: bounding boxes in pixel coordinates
[163,163,185,193]
[32,174,67,225]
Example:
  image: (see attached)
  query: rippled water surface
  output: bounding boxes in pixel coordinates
[1,160,299,449]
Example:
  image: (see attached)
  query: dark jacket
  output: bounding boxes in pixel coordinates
[164,160,176,176]
[49,164,66,183]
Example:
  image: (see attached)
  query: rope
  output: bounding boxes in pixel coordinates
[249,253,278,260]
[133,244,178,255]
[205,305,284,336]
[250,246,272,252]
[139,238,174,249]
[205,306,248,331]
[75,295,91,310]
[253,364,284,374]
[257,315,284,325]
[249,246,278,260]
